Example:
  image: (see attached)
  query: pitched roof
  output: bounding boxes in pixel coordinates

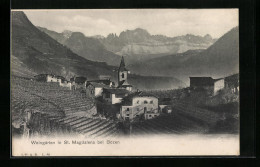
[87,82,110,88]
[88,79,111,86]
[118,80,132,88]
[213,78,224,82]
[118,56,129,72]
[70,76,87,83]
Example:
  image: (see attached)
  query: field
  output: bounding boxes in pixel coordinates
[11,76,121,138]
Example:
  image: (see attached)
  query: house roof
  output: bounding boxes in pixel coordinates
[70,76,87,83]
[213,78,224,82]
[118,80,132,88]
[103,88,130,95]
[87,82,110,88]
[88,79,111,86]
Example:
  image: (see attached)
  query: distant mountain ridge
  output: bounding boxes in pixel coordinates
[99,28,217,56]
[38,27,217,65]
[37,26,121,66]
[128,27,239,84]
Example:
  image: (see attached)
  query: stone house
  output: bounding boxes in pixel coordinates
[70,76,87,90]
[34,74,71,89]
[120,92,159,121]
[189,77,225,95]
[86,79,115,97]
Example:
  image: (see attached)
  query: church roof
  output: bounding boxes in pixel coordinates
[118,56,129,72]
[118,80,132,88]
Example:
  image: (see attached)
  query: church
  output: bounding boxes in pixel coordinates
[117,56,133,91]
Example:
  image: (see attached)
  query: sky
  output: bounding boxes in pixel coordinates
[20,9,238,38]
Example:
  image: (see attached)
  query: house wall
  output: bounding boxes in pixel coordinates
[72,81,87,90]
[111,94,123,104]
[126,86,132,91]
[120,96,159,120]
[95,87,103,97]
[214,79,225,95]
[59,81,71,90]
[46,75,58,82]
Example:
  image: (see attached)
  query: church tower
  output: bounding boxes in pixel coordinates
[117,56,132,91]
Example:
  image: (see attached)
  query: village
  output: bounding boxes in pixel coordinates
[31,56,239,124]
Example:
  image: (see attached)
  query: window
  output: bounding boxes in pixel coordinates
[144,100,148,104]
[150,100,153,104]
[149,115,151,117]
[121,73,124,78]
[136,100,139,104]
[136,115,139,117]
[127,108,129,111]
[126,114,130,116]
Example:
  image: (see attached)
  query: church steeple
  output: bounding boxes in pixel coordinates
[119,56,128,72]
[117,56,132,91]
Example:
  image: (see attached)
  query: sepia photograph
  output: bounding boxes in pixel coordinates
[11,9,239,156]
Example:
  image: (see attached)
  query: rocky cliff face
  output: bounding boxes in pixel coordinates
[99,28,217,64]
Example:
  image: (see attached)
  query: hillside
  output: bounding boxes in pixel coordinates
[11,11,115,80]
[129,27,239,84]
[38,27,121,66]
[11,11,184,90]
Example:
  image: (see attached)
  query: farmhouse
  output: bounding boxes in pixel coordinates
[34,74,71,89]
[70,76,87,90]
[189,77,224,95]
[34,74,61,82]
[117,56,132,91]
[102,88,130,104]
[224,73,239,94]
[120,91,159,120]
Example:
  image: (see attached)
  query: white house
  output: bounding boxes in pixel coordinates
[120,91,159,121]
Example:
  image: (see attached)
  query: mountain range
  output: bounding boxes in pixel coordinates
[38,27,217,66]
[128,27,239,84]
[11,11,185,90]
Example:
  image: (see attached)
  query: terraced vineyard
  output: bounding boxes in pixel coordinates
[172,100,220,125]
[131,112,209,136]
[49,115,121,138]
[11,76,96,117]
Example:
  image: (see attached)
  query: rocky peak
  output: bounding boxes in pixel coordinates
[62,30,73,38]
